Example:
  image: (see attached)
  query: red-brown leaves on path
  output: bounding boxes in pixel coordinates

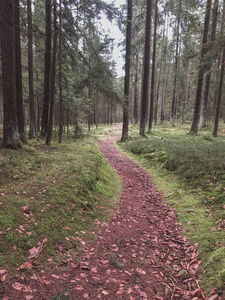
[2,136,209,299]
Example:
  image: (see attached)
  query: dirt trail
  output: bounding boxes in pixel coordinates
[3,135,206,300]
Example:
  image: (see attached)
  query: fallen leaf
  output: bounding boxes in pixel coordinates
[83,293,89,298]
[136,268,146,275]
[0,274,6,282]
[12,282,23,291]
[75,285,84,291]
[102,290,109,295]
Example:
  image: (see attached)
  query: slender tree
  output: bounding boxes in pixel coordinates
[148,0,158,133]
[121,0,133,141]
[212,0,225,137]
[46,0,58,145]
[139,0,152,136]
[41,0,52,136]
[170,1,181,127]
[58,0,63,143]
[15,0,26,143]
[0,0,21,148]
[27,0,36,138]
[189,0,212,134]
[199,0,219,127]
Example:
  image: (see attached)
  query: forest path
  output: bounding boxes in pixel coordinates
[3,132,206,300]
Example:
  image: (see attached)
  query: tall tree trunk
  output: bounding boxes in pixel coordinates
[41,0,52,136]
[121,0,132,141]
[212,0,225,137]
[15,0,26,143]
[199,0,219,128]
[95,90,99,129]
[139,0,152,136]
[46,0,58,145]
[212,49,225,137]
[170,8,181,127]
[133,55,139,124]
[0,0,21,148]
[189,0,212,134]
[182,61,192,124]
[58,0,63,143]
[148,0,157,133]
[27,0,36,138]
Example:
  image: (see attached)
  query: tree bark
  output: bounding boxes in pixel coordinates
[0,0,21,148]
[133,54,139,124]
[148,0,157,133]
[212,49,225,137]
[46,0,58,145]
[182,61,192,124]
[58,0,63,143]
[170,10,180,127]
[41,0,52,136]
[189,0,212,134]
[199,0,219,128]
[139,0,152,136]
[27,0,36,139]
[15,0,26,143]
[121,0,132,141]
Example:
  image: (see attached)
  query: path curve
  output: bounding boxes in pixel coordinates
[3,136,205,300]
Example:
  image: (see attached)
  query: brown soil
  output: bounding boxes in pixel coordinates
[1,134,210,300]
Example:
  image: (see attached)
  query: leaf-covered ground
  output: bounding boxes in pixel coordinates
[1,133,222,299]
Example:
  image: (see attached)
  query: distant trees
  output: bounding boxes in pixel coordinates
[0,0,122,148]
[1,0,225,147]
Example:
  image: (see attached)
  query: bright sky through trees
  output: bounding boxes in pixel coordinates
[101,0,126,77]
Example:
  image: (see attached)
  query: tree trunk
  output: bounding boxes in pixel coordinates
[46,0,58,145]
[189,0,212,134]
[139,0,152,136]
[121,0,132,141]
[27,0,36,139]
[212,0,225,137]
[15,0,26,143]
[41,0,52,136]
[0,0,21,148]
[58,0,63,143]
[148,0,157,133]
[133,55,139,124]
[182,61,192,124]
[199,0,219,128]
[170,11,180,127]
[212,49,225,137]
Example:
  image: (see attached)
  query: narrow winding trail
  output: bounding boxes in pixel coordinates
[3,135,205,300]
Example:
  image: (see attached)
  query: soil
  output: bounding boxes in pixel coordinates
[1,134,215,299]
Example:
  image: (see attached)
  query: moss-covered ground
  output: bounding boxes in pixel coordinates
[0,132,122,279]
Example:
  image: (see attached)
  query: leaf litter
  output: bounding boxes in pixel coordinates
[2,134,222,299]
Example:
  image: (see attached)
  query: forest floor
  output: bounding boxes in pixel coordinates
[1,128,221,300]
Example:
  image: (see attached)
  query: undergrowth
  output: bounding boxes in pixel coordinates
[0,134,121,279]
[118,123,225,295]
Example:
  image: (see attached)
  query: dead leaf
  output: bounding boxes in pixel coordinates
[12,282,23,291]
[102,290,109,295]
[136,268,146,275]
[0,274,6,282]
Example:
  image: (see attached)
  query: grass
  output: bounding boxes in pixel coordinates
[118,122,225,295]
[0,132,122,279]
